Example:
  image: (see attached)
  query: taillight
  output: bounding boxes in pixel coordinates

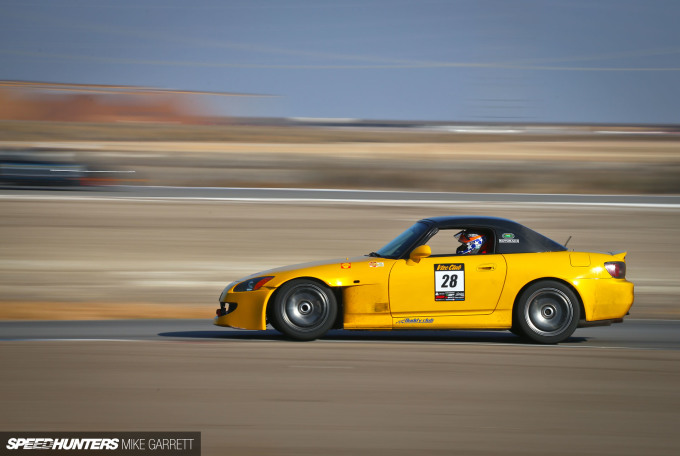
[605,261,626,278]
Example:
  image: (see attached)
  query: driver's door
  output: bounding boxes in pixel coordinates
[388,253,507,316]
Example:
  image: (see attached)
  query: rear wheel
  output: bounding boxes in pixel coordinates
[514,280,580,344]
[270,279,337,341]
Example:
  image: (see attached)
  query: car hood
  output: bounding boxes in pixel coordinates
[245,255,372,278]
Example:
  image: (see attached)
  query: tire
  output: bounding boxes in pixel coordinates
[267,309,284,334]
[514,280,580,344]
[270,279,337,341]
[509,326,523,337]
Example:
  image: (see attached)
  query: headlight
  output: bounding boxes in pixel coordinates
[234,276,274,292]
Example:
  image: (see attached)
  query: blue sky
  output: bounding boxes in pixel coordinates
[1,0,679,123]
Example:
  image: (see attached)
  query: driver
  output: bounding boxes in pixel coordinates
[455,230,487,254]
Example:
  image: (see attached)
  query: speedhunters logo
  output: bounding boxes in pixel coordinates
[6,439,119,450]
[0,433,200,456]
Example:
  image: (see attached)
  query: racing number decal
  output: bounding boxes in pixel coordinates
[434,263,465,301]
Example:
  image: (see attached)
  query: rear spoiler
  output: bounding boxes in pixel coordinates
[609,251,627,260]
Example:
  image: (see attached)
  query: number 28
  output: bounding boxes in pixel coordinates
[441,274,458,288]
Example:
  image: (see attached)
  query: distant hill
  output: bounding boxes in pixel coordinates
[0,82,203,123]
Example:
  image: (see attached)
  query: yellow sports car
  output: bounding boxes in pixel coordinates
[214,216,633,344]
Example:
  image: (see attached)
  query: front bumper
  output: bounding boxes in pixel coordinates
[213,288,274,330]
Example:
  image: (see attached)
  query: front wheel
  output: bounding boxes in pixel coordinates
[270,279,337,341]
[514,280,580,344]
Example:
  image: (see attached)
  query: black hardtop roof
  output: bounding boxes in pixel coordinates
[418,216,567,253]
[420,216,524,231]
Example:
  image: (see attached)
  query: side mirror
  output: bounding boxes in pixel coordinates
[407,245,431,265]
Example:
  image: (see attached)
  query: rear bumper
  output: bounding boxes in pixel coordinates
[581,278,634,322]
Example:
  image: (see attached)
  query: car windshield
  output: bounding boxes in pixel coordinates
[372,222,431,259]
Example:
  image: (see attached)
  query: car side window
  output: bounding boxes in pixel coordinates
[425,228,493,256]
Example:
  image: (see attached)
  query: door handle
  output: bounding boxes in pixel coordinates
[477,264,496,271]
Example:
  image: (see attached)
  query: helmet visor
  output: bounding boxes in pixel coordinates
[455,231,483,243]
[454,230,468,242]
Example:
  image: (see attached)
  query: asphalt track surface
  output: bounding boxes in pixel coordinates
[1,318,679,350]
[2,319,680,456]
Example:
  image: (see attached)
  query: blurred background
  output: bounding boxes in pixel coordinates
[2,3,680,455]
[1,0,679,318]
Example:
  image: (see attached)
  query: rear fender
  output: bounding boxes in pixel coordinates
[512,277,587,324]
